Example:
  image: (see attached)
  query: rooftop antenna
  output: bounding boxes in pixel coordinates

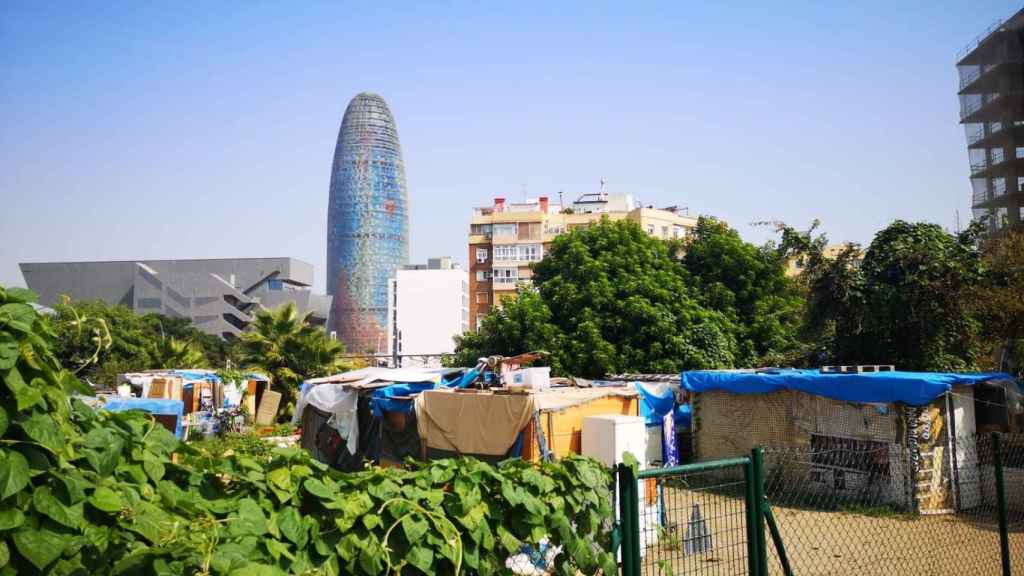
[955,209,961,234]
[559,190,564,208]
[600,177,607,199]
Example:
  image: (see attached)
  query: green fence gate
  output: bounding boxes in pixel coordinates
[619,435,1019,576]
[617,449,782,576]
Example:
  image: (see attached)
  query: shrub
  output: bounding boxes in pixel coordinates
[0,285,616,574]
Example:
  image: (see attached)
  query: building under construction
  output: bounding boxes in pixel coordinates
[958,8,1024,233]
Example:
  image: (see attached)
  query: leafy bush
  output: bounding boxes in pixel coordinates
[1,285,616,575]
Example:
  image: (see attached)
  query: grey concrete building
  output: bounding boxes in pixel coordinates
[19,258,332,338]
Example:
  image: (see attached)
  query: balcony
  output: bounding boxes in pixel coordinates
[960,92,1003,123]
[966,122,1003,147]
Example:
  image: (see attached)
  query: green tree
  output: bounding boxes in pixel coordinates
[47,299,153,385]
[532,218,737,377]
[238,303,350,417]
[449,288,563,370]
[970,229,1024,377]
[680,217,804,365]
[46,299,232,385]
[784,220,984,371]
[146,336,207,369]
[140,313,241,369]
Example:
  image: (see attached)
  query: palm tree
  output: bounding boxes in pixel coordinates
[147,337,207,369]
[238,303,350,418]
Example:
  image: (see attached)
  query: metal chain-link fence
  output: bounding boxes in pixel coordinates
[619,434,1021,576]
[617,457,756,576]
[761,433,1023,575]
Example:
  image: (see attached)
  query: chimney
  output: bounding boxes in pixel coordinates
[494,197,505,212]
[539,196,549,213]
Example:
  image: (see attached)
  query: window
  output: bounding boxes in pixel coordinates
[493,267,519,285]
[494,245,518,262]
[267,279,284,291]
[518,222,541,240]
[646,225,655,235]
[661,226,669,238]
[476,292,489,304]
[519,244,543,262]
[471,223,493,236]
[995,207,1008,228]
[476,270,493,281]
[493,223,517,238]
[476,248,489,263]
[673,225,685,238]
[476,317,485,330]
[137,297,162,309]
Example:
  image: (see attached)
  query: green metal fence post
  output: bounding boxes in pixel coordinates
[992,432,1012,576]
[751,447,768,576]
[618,463,640,576]
[762,499,793,576]
[743,459,760,576]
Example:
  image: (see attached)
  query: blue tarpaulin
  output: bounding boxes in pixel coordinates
[635,382,676,425]
[103,398,185,438]
[371,382,438,417]
[681,369,1016,407]
[674,404,692,430]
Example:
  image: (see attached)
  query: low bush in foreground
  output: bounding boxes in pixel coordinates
[0,286,616,575]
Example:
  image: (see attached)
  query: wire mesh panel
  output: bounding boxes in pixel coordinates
[636,464,752,576]
[762,434,1022,575]
[1002,434,1024,569]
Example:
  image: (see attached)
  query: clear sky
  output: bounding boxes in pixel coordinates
[1,1,1019,291]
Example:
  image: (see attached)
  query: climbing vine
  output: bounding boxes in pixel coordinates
[0,285,617,575]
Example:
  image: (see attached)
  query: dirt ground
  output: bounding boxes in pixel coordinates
[636,486,1023,576]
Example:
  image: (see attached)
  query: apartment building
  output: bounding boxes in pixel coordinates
[467,193,698,329]
[958,8,1024,232]
[386,257,469,367]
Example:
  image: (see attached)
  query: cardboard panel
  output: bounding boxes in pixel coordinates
[255,390,282,426]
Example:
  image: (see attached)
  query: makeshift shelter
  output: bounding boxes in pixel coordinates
[683,368,1021,512]
[118,369,268,438]
[292,367,457,469]
[415,387,640,463]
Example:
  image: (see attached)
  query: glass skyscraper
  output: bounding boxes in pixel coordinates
[327,92,409,353]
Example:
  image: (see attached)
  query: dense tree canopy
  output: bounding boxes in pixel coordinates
[458,216,1024,377]
[680,217,804,365]
[533,219,738,376]
[457,219,742,377]
[786,220,985,371]
[46,299,231,386]
[970,230,1024,377]
[448,288,563,371]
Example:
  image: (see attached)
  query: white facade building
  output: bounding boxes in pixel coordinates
[387,258,469,367]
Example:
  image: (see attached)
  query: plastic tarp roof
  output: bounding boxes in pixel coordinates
[634,382,675,426]
[371,382,438,417]
[103,398,184,438]
[681,369,1017,407]
[305,367,443,390]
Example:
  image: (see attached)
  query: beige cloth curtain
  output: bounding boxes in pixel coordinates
[415,390,536,456]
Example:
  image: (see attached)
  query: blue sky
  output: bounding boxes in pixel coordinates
[1,1,1018,291]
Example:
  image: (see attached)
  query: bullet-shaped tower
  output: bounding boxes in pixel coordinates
[327,92,409,353]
